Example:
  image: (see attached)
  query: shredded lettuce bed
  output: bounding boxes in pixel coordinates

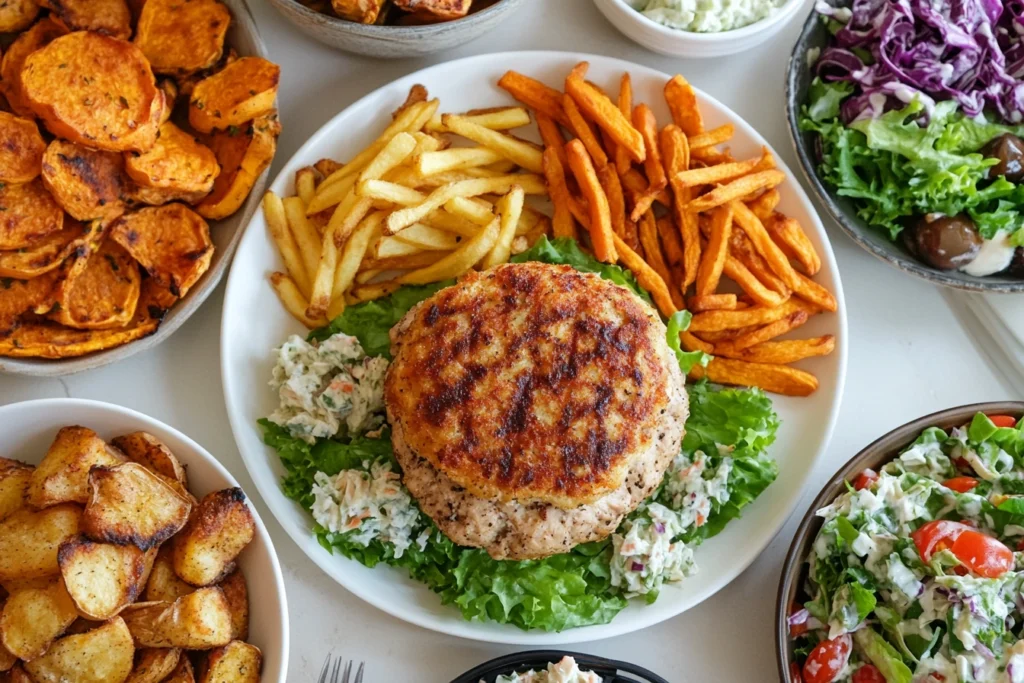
[260,237,780,632]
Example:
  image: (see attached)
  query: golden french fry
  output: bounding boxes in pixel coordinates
[748,188,780,221]
[713,335,836,364]
[482,185,525,269]
[612,233,675,318]
[426,106,532,133]
[717,310,809,353]
[565,139,616,263]
[306,172,357,215]
[282,196,321,287]
[628,104,667,224]
[442,114,543,173]
[393,223,460,250]
[295,167,317,207]
[350,281,402,303]
[731,199,800,290]
[374,236,422,259]
[696,204,733,296]
[445,196,495,226]
[263,192,311,298]
[688,124,734,149]
[674,155,765,189]
[562,94,608,169]
[766,214,821,275]
[686,171,785,214]
[543,147,576,240]
[399,217,499,284]
[615,73,633,175]
[497,71,569,127]
[638,210,677,308]
[661,125,699,290]
[357,179,425,206]
[359,131,418,183]
[360,251,448,272]
[793,272,838,312]
[597,163,626,243]
[689,357,819,396]
[355,269,381,285]
[415,147,504,176]
[270,272,325,328]
[386,175,540,235]
[689,293,738,312]
[420,209,481,238]
[723,256,788,308]
[565,65,645,164]
[664,75,703,137]
[689,298,805,332]
[393,84,428,119]
[333,211,384,301]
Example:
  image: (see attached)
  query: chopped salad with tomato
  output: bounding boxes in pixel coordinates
[791,413,1024,683]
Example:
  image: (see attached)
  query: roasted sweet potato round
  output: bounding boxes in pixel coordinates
[22,32,162,153]
[0,179,65,251]
[41,0,132,40]
[0,0,39,33]
[0,219,98,280]
[135,0,231,76]
[0,18,67,119]
[197,114,279,220]
[188,57,280,134]
[0,113,45,184]
[42,140,129,221]
[125,122,219,204]
[0,267,62,334]
[110,204,212,297]
[48,239,141,330]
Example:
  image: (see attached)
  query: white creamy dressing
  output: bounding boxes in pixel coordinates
[492,657,601,683]
[631,0,784,33]
[961,230,1018,277]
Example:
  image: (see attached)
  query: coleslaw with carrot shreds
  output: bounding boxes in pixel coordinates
[790,413,1024,683]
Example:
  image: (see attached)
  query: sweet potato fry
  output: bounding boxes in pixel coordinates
[713,335,836,365]
[535,113,568,169]
[637,210,677,307]
[748,188,780,221]
[688,293,738,312]
[660,125,700,290]
[615,73,634,174]
[688,124,734,149]
[664,75,703,137]
[723,256,788,308]
[717,310,810,353]
[497,71,569,127]
[612,233,675,318]
[620,167,671,207]
[597,163,626,244]
[731,199,800,290]
[765,213,821,275]
[673,155,764,189]
[628,104,667,223]
[793,272,838,312]
[729,227,790,296]
[562,94,608,169]
[696,204,732,296]
[657,215,685,287]
[680,331,713,354]
[689,298,804,333]
[687,171,785,214]
[565,65,645,164]
[690,357,819,396]
[565,139,615,263]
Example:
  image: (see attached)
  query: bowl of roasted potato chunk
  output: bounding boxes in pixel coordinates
[267,0,523,58]
[0,398,288,682]
[0,0,282,376]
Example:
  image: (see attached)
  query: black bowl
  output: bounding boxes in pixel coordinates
[775,401,1024,681]
[452,651,669,683]
[785,2,1024,293]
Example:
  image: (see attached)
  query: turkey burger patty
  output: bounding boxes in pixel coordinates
[384,262,688,560]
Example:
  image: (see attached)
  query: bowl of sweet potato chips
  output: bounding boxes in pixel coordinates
[0,397,288,682]
[0,0,281,376]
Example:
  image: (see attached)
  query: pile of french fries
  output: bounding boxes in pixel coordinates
[497,63,837,397]
[265,65,837,397]
[263,87,551,328]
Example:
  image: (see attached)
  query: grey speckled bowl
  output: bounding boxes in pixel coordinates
[266,0,523,59]
[786,2,1024,293]
[775,401,1024,682]
[0,0,275,377]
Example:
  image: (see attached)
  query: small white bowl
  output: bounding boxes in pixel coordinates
[0,398,289,682]
[592,0,806,58]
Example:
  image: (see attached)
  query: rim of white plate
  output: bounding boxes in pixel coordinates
[0,398,290,679]
[221,50,849,645]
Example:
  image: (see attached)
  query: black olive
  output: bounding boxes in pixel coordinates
[1010,247,1024,278]
[910,213,982,270]
[982,133,1024,183]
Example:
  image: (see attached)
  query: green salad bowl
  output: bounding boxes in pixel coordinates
[775,401,1024,681]
[785,2,1024,293]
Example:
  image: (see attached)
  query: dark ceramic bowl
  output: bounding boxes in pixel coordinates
[785,3,1024,293]
[452,651,669,683]
[775,401,1024,681]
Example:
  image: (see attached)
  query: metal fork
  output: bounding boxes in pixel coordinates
[317,654,365,683]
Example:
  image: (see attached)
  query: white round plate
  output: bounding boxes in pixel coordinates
[0,399,290,680]
[221,51,848,645]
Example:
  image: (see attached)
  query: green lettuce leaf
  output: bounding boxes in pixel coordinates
[666,311,710,373]
[807,79,854,123]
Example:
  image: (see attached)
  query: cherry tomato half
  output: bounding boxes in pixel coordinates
[852,469,879,491]
[942,476,979,493]
[950,530,1014,578]
[912,520,973,562]
[853,664,886,683]
[988,414,1019,429]
[803,635,852,683]
[790,662,804,683]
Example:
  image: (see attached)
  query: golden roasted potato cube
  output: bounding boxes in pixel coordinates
[125,647,182,683]
[164,654,196,683]
[172,489,254,587]
[110,432,189,491]
[0,577,78,660]
[82,463,191,550]
[58,535,157,620]
[0,458,32,522]
[0,504,81,581]
[200,640,262,683]
[217,569,248,641]
[122,588,233,649]
[27,426,125,508]
[143,547,194,603]
[24,616,135,683]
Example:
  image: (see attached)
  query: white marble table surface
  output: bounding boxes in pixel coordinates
[0,0,1017,679]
